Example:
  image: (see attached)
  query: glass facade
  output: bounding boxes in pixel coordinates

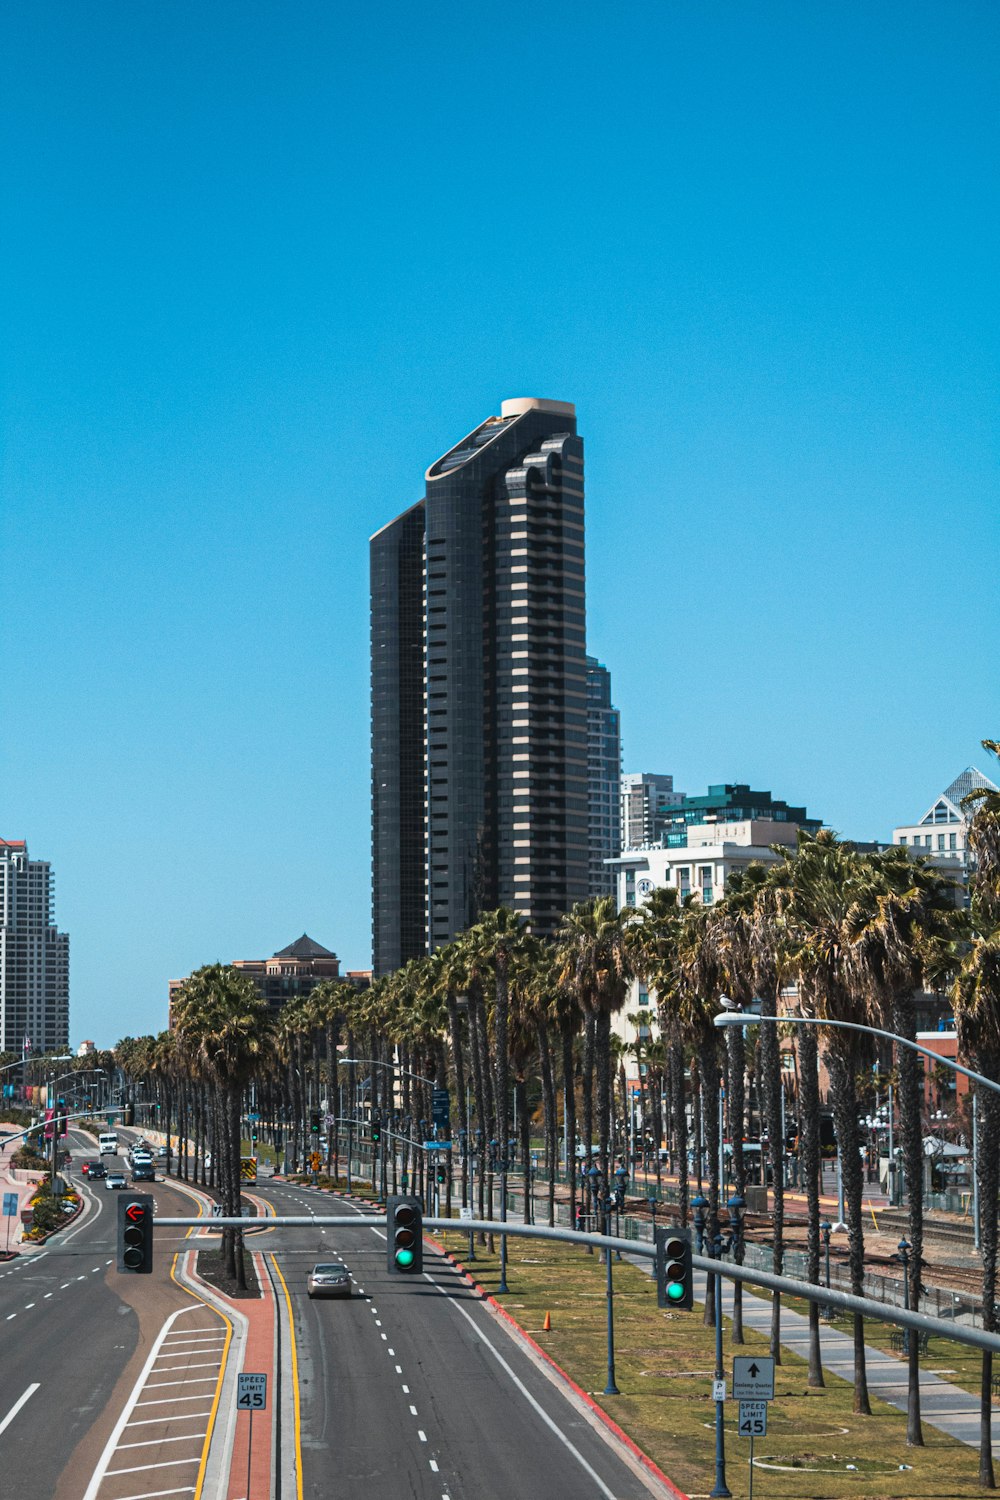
[371,401,591,972]
[586,656,621,899]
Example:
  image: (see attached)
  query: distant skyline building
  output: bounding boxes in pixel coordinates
[0,838,69,1056]
[621,771,683,848]
[657,783,821,845]
[371,396,590,976]
[586,656,621,899]
[891,766,998,886]
[169,934,369,1021]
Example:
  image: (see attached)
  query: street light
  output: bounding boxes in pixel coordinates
[895,1236,912,1354]
[821,1220,832,1316]
[713,1009,1000,1097]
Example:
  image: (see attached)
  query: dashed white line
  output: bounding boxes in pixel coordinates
[6,1313,15,1321]
[418,1429,427,1443]
[395,1364,402,1374]
[380,1332,387,1340]
[430,1458,439,1472]
[409,1404,418,1416]
[24,1303,34,1309]
[43,1293,53,1299]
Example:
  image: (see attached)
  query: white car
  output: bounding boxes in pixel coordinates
[105,1172,127,1190]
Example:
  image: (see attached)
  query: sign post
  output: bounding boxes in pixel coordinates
[2,1191,17,1254]
[733,1358,774,1500]
[236,1373,267,1497]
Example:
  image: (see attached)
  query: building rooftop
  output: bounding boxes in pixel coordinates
[272,934,338,960]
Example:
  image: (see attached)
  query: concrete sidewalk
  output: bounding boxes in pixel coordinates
[695,1267,998,1454]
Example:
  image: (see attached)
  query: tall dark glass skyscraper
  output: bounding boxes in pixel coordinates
[586,657,621,899]
[371,397,590,976]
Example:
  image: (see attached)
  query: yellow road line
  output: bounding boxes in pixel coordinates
[270,1252,304,1500]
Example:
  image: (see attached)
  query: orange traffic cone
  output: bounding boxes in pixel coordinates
[543,1310,551,1332]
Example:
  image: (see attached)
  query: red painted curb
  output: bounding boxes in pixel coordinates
[428,1237,690,1500]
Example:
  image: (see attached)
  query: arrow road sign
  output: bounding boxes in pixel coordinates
[732,1355,775,1401]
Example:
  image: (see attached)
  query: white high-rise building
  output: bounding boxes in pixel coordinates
[620,772,683,849]
[0,839,70,1055]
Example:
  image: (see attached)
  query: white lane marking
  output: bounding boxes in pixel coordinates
[107,1458,201,1476]
[24,1303,35,1309]
[127,1412,214,1429]
[387,1347,395,1356]
[153,1360,220,1371]
[106,1258,113,1265]
[118,1435,207,1450]
[77,1275,86,1281]
[380,1332,387,1340]
[81,1306,203,1500]
[60,1283,71,1289]
[110,1489,195,1499]
[136,1394,216,1408]
[0,1383,40,1437]
[44,1293,53,1299]
[418,1430,427,1442]
[430,1458,439,1472]
[6,1314,15,1321]
[145,1377,219,1390]
[409,1404,418,1416]
[395,1365,402,1374]
[91,1267,100,1273]
[374,1319,381,1327]
[423,1270,619,1500]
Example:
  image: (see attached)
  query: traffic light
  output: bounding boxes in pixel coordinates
[655,1225,693,1310]
[371,1116,381,1146]
[386,1194,423,1275]
[309,1110,321,1135]
[117,1194,154,1274]
[57,1097,68,1136]
[436,1163,447,1186]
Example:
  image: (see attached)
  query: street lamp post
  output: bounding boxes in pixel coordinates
[710,1228,731,1498]
[821,1221,832,1317]
[648,1196,658,1234]
[602,1191,620,1396]
[896,1237,911,1355]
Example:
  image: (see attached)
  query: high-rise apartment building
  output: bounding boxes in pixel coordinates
[586,657,621,899]
[0,839,69,1055]
[371,397,590,975]
[621,772,683,848]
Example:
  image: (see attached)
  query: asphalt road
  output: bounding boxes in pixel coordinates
[258,1177,660,1500]
[0,1129,194,1498]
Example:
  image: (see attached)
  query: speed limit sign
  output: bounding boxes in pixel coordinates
[738,1400,767,1437]
[237,1373,268,1410]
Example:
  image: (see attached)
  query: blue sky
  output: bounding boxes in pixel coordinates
[3,1,998,1046]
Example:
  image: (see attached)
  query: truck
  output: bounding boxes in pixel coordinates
[99,1132,119,1156]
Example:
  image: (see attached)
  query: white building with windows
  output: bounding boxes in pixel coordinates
[608,819,802,1084]
[891,767,997,884]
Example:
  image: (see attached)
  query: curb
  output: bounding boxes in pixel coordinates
[427,1233,690,1500]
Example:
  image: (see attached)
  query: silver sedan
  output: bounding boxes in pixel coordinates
[307,1262,351,1298]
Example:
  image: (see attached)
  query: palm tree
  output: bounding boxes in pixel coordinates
[847,844,964,1443]
[953,933,1000,1489]
[171,965,273,1288]
[556,897,633,1187]
[785,830,877,1415]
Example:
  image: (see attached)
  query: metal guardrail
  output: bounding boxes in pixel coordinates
[153,1214,1000,1357]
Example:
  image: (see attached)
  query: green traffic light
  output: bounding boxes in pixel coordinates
[395,1248,415,1269]
[667,1281,685,1302]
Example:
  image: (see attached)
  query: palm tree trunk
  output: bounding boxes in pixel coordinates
[798,1025,824,1387]
[537,1019,557,1225]
[976,1081,999,1489]
[596,1009,612,1184]
[697,1040,721,1328]
[829,1048,871,1415]
[671,1038,689,1225]
[892,994,924,1445]
[562,1021,577,1225]
[760,985,784,1361]
[726,1025,746,1344]
[581,1011,595,1158]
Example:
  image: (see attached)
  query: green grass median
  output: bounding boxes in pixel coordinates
[437,1229,989,1499]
